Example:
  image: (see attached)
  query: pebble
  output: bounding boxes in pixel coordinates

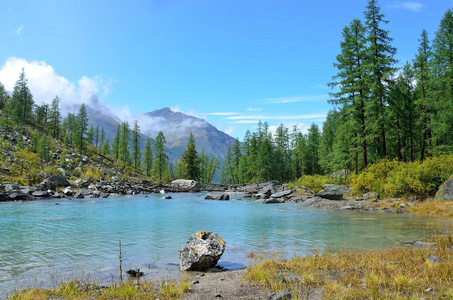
[427,254,443,263]
[214,293,222,297]
[425,287,433,292]
[192,280,199,284]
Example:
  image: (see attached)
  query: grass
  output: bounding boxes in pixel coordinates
[244,235,453,299]
[408,199,453,217]
[8,279,191,300]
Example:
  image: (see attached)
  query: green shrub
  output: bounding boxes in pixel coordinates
[291,174,331,193]
[349,155,453,198]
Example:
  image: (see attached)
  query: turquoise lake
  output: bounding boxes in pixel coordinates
[0,193,448,296]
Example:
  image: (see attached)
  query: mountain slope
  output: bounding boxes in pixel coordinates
[141,107,236,160]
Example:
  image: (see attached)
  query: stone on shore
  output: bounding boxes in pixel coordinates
[255,198,284,204]
[271,190,292,198]
[171,179,201,190]
[178,231,226,271]
[318,186,344,200]
[205,193,229,201]
[434,175,453,201]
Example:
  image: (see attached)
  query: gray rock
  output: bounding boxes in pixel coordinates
[318,186,344,200]
[5,184,20,193]
[178,231,226,271]
[414,241,437,248]
[205,193,229,201]
[141,179,151,185]
[20,188,31,195]
[427,254,443,263]
[46,175,71,187]
[260,183,277,196]
[300,196,322,207]
[74,192,85,199]
[340,205,356,210]
[255,198,284,204]
[271,190,292,198]
[32,190,50,198]
[271,290,292,300]
[435,175,453,201]
[8,193,33,201]
[408,196,421,202]
[62,187,73,196]
[171,179,201,190]
[163,195,172,199]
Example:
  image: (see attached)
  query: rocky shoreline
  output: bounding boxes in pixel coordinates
[0,177,427,214]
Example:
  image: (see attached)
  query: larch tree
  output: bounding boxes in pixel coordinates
[153,131,168,182]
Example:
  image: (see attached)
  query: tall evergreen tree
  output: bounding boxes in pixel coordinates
[10,68,34,124]
[119,121,130,164]
[364,0,397,157]
[431,9,453,152]
[75,103,89,155]
[181,133,200,180]
[143,136,153,175]
[131,120,141,169]
[112,124,121,160]
[153,131,168,182]
[48,96,61,139]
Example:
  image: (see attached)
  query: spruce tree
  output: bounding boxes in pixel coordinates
[48,96,61,139]
[181,133,200,180]
[112,124,121,161]
[131,120,141,170]
[75,104,89,155]
[119,121,130,164]
[10,68,34,124]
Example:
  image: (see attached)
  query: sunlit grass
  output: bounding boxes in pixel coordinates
[244,235,453,299]
[408,199,453,217]
[8,279,193,299]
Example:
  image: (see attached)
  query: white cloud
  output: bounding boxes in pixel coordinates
[255,94,327,104]
[15,25,24,35]
[247,107,262,112]
[226,113,326,121]
[208,112,239,116]
[229,120,261,124]
[387,1,423,12]
[223,126,235,135]
[269,122,311,135]
[0,57,115,115]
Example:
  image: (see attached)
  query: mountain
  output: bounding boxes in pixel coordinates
[141,107,236,161]
[82,104,235,162]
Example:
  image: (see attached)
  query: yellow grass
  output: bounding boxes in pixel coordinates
[245,235,453,299]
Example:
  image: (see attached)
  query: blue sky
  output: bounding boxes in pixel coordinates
[1,0,452,140]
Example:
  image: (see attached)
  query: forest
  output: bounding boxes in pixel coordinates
[1,0,453,189]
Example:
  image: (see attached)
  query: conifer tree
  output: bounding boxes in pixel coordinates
[181,133,200,180]
[87,125,95,145]
[37,134,51,162]
[10,68,34,124]
[48,96,61,139]
[75,104,89,155]
[112,124,121,160]
[364,0,397,157]
[413,29,433,160]
[153,131,168,182]
[431,9,453,152]
[119,121,130,164]
[143,136,153,175]
[131,120,141,169]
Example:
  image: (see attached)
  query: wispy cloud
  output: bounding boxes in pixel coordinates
[10,24,24,35]
[310,84,329,90]
[255,94,328,104]
[227,113,326,121]
[208,112,239,116]
[247,107,262,112]
[387,1,424,12]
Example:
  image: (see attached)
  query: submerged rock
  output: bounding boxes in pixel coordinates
[178,231,226,271]
[205,193,229,200]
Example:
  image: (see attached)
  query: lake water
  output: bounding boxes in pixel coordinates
[0,193,448,296]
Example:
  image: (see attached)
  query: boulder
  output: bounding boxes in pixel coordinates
[163,195,172,199]
[5,184,20,193]
[260,183,277,196]
[178,231,226,271]
[434,175,453,201]
[205,193,229,201]
[141,179,151,185]
[7,193,33,201]
[318,186,344,200]
[62,187,73,196]
[271,190,293,198]
[171,179,201,190]
[32,190,50,198]
[255,198,284,204]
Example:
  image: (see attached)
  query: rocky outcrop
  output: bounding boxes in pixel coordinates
[178,231,226,271]
[271,190,292,199]
[434,175,453,201]
[255,198,285,204]
[317,186,344,200]
[205,193,229,200]
[171,179,201,191]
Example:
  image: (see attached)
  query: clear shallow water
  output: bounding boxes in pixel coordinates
[0,193,448,295]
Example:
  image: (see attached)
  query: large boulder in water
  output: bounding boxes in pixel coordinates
[318,186,344,200]
[171,179,201,191]
[205,193,229,200]
[435,175,453,201]
[178,231,226,271]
